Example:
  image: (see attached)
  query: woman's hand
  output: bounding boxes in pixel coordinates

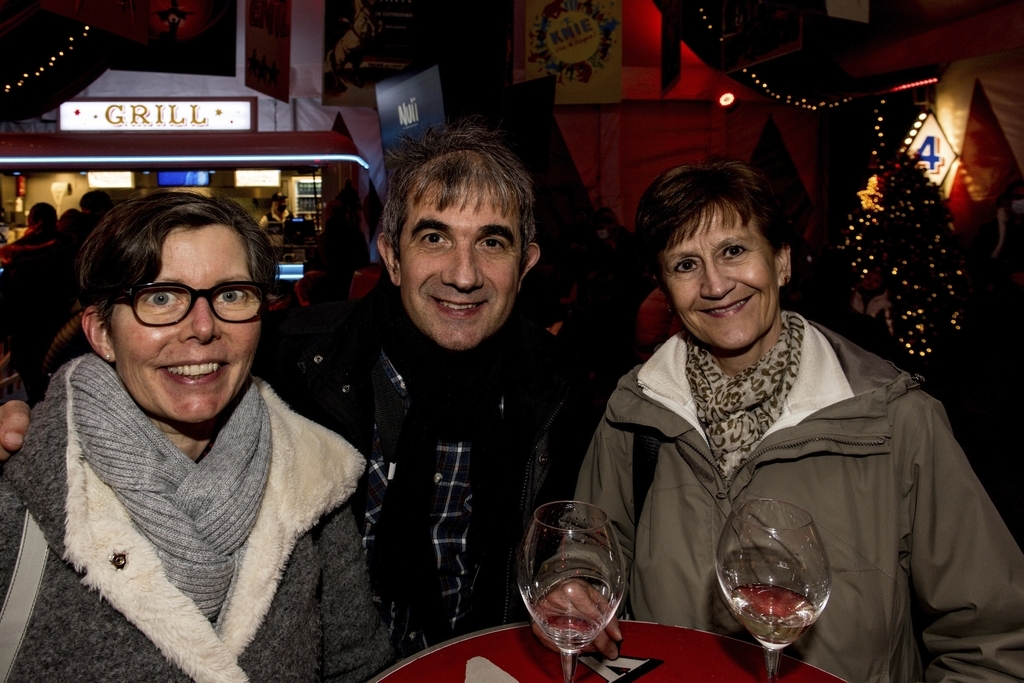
[531,618,623,659]
[528,577,623,660]
[0,400,30,461]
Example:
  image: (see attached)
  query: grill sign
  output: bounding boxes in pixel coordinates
[60,100,254,132]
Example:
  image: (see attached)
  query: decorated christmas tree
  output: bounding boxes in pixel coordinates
[836,153,970,371]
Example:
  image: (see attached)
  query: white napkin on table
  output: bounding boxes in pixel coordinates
[465,656,520,683]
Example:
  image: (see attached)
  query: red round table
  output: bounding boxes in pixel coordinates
[368,621,846,683]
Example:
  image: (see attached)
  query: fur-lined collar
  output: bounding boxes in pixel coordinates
[61,363,365,683]
[635,313,855,443]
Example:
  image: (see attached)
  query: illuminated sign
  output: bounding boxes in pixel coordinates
[905,112,957,186]
[235,169,282,187]
[59,99,255,132]
[158,171,210,187]
[87,171,134,188]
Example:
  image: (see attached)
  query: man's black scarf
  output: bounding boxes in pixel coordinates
[371,283,527,644]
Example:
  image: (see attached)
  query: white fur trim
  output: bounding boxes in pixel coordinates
[61,368,366,682]
[218,379,365,653]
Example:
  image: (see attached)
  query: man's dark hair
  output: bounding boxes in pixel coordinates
[379,119,536,266]
[635,158,786,275]
[77,190,277,324]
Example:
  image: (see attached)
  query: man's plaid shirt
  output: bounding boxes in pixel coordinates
[362,351,475,655]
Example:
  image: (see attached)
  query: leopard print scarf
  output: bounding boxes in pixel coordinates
[686,311,804,480]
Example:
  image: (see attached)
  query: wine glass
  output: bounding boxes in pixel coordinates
[715,498,831,683]
[518,500,625,683]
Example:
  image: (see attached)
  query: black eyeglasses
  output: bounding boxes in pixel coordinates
[120,281,264,326]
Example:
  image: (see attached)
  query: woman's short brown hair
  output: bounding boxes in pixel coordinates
[635,159,787,275]
[77,190,277,324]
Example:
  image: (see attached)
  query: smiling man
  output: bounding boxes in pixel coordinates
[380,203,537,352]
[253,120,591,655]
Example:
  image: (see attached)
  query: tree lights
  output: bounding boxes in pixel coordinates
[837,154,969,369]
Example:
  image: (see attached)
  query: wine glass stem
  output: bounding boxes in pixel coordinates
[763,646,781,683]
[560,651,579,683]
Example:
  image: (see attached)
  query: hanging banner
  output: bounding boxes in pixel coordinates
[722,1,802,73]
[246,0,291,102]
[660,0,682,95]
[323,0,415,107]
[376,66,445,154]
[40,0,150,43]
[525,0,622,105]
[109,0,237,77]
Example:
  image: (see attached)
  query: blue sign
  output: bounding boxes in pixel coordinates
[157,170,210,187]
[376,65,446,154]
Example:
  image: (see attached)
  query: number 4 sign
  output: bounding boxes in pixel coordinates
[906,113,958,186]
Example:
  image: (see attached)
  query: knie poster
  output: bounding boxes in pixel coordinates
[323,0,415,107]
[525,0,622,105]
[246,0,291,102]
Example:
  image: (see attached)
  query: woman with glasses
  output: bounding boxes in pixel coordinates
[0,191,393,682]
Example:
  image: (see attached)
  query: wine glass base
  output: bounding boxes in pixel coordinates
[763,645,781,683]
[561,650,579,683]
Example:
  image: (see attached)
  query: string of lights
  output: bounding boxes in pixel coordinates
[900,112,930,154]
[732,68,938,112]
[739,68,855,110]
[3,26,91,94]
[869,98,889,159]
[696,2,856,110]
[695,6,938,111]
[888,77,939,93]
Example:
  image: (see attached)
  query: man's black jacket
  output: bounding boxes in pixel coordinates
[253,282,594,635]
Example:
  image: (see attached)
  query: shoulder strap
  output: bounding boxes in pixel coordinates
[371,356,405,466]
[632,429,664,526]
[0,509,49,682]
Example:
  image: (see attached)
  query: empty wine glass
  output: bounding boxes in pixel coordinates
[518,500,625,683]
[715,498,831,683]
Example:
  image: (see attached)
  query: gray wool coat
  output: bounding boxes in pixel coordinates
[0,361,394,683]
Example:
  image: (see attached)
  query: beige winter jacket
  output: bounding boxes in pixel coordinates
[577,318,1024,683]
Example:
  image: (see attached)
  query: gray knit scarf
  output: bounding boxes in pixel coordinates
[69,354,272,620]
[686,311,804,480]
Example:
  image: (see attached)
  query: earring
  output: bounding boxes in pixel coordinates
[783,275,791,285]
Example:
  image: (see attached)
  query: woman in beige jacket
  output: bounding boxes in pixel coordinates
[575,159,1024,683]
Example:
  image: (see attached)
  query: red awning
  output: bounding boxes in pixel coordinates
[0,131,365,170]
